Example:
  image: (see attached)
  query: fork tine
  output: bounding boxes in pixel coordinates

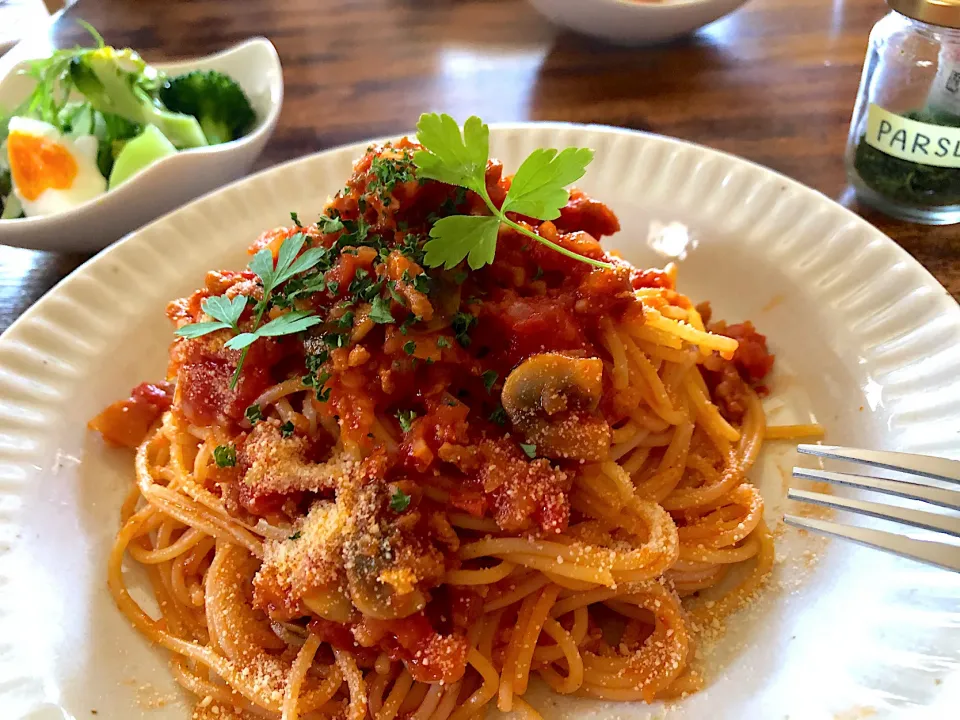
[788,488,960,539]
[783,514,960,573]
[797,444,960,483]
[792,468,960,511]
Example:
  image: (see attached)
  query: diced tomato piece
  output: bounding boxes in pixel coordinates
[88,399,162,448]
[722,322,776,382]
[359,613,469,683]
[130,381,174,411]
[449,488,488,517]
[88,380,175,448]
[308,618,363,651]
[631,267,674,290]
[554,188,620,238]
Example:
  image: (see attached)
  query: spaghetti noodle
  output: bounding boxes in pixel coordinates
[91,138,817,719]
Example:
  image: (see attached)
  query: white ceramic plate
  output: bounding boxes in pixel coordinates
[1,124,959,720]
[0,37,283,252]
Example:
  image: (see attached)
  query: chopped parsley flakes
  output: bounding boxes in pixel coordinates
[213,444,236,467]
[390,488,411,512]
[452,312,477,348]
[245,404,262,424]
[369,294,395,324]
[489,405,508,426]
[395,409,417,432]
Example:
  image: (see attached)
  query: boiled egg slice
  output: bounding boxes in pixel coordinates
[6,116,107,217]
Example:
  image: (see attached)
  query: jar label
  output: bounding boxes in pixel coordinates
[865,104,960,169]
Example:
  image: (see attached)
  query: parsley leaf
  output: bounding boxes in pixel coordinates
[482,370,498,392]
[174,321,232,339]
[500,147,594,220]
[337,310,356,329]
[369,295,395,324]
[277,246,330,286]
[413,113,489,192]
[224,310,323,350]
[213,445,236,467]
[520,443,537,459]
[437,336,451,349]
[424,215,500,270]
[280,421,295,438]
[319,215,344,234]
[290,211,302,227]
[403,340,416,355]
[245,404,263,424]
[390,488,411,513]
[174,294,247,339]
[288,531,302,540]
[249,249,278,292]
[323,332,349,348]
[257,311,325,336]
[203,294,247,328]
[396,409,417,432]
[412,113,612,272]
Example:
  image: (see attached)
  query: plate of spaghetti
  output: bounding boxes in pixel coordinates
[1,116,958,720]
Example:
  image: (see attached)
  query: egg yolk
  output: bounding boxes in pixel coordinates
[7,131,79,201]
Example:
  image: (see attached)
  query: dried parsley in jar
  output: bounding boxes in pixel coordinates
[846,0,960,224]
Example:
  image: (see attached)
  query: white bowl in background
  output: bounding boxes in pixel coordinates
[0,36,283,252]
[527,0,750,45]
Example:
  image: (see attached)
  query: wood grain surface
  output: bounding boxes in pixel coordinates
[1,0,958,334]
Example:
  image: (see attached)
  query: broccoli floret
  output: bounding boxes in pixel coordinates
[159,70,255,146]
[68,47,207,149]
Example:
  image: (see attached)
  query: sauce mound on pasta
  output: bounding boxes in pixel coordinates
[91,138,776,720]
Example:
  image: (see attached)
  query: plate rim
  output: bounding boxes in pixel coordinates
[1,122,958,717]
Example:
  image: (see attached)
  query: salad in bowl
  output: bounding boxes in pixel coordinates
[0,23,282,251]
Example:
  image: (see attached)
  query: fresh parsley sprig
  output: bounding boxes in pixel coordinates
[413,113,613,271]
[174,233,328,388]
[174,294,247,338]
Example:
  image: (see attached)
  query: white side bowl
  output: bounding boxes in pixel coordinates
[527,0,750,45]
[0,37,283,252]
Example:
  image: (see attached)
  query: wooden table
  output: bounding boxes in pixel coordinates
[2,0,958,334]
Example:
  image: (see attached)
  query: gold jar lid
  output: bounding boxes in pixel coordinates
[887,0,960,28]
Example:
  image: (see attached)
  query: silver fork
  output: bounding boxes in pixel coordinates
[784,445,960,573]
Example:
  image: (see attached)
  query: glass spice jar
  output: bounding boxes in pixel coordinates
[845,0,960,224]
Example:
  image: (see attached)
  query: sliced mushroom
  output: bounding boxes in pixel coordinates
[501,353,612,461]
[345,551,427,620]
[341,481,438,620]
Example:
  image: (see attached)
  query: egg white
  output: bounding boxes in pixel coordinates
[7,116,107,218]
